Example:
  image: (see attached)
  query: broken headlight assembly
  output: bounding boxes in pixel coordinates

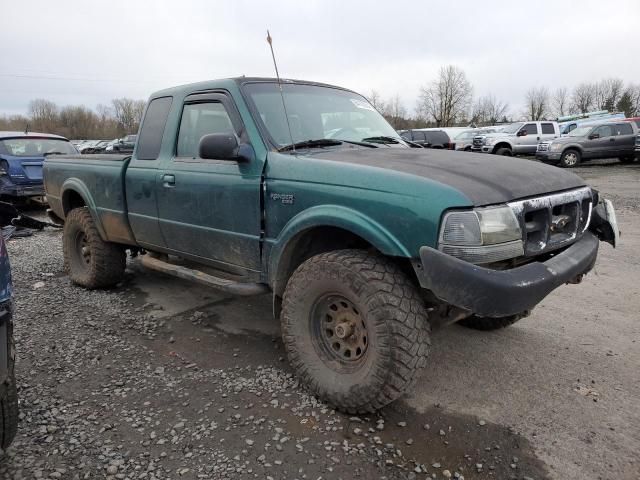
[438,206,523,264]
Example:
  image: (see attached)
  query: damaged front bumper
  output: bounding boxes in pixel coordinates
[415,199,618,318]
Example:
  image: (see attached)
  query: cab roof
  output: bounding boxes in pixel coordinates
[149,77,353,100]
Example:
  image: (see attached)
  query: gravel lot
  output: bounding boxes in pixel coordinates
[1,160,638,479]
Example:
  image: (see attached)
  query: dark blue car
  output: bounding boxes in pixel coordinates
[0,233,17,450]
[0,132,77,200]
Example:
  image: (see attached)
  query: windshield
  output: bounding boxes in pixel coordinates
[567,126,593,137]
[244,83,402,147]
[0,138,77,157]
[454,130,477,140]
[499,122,524,134]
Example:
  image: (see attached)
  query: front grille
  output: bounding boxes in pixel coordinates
[508,187,593,256]
[537,143,549,152]
[472,137,484,147]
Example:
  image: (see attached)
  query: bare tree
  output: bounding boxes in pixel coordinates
[571,83,595,114]
[418,65,473,127]
[29,99,59,132]
[552,87,569,118]
[594,78,625,110]
[382,94,408,129]
[525,87,549,120]
[112,98,146,134]
[367,90,385,113]
[628,84,640,117]
[472,95,509,125]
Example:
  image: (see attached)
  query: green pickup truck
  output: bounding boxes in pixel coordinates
[43,77,618,413]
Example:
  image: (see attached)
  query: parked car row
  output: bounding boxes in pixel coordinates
[76,135,137,154]
[402,114,639,168]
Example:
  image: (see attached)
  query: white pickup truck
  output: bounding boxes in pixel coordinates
[471,121,560,156]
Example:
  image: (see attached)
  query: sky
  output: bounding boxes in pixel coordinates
[1,0,639,118]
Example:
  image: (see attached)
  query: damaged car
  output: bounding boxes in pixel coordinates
[43,77,618,413]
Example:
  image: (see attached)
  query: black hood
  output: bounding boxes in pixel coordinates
[307,148,586,206]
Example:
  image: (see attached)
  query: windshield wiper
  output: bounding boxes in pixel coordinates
[278,139,343,152]
[361,136,401,145]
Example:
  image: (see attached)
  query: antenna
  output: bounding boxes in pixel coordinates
[267,30,295,152]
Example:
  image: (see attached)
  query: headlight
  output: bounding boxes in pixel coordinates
[438,206,523,264]
[550,143,563,152]
[484,137,496,145]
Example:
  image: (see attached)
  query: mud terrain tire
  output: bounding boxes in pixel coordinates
[63,207,126,289]
[281,249,430,413]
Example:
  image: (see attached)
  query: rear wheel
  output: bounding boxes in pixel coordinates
[281,250,430,413]
[63,208,126,289]
[560,149,581,168]
[495,147,512,156]
[459,312,529,331]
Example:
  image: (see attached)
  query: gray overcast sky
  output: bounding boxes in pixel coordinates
[1,0,639,117]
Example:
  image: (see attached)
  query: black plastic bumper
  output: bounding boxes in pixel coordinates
[415,232,600,318]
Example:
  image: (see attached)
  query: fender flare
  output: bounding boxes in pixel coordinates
[60,178,107,240]
[268,204,410,287]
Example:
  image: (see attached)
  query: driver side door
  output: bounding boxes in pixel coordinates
[155,92,264,273]
[515,123,540,153]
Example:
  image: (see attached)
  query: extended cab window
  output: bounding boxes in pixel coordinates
[411,131,425,142]
[541,123,555,134]
[137,96,172,160]
[177,102,235,158]
[523,123,538,135]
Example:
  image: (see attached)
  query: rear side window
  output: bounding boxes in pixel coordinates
[136,96,173,160]
[176,102,235,158]
[523,123,538,135]
[424,131,449,144]
[615,123,633,135]
[541,123,555,134]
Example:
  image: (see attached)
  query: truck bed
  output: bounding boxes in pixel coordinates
[43,154,136,245]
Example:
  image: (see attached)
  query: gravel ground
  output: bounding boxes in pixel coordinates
[1,159,638,480]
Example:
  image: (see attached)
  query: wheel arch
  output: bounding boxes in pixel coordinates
[492,142,512,153]
[268,206,412,318]
[60,179,107,240]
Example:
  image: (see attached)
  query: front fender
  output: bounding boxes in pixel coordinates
[267,204,411,284]
[61,178,107,240]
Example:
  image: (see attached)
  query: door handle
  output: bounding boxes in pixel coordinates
[537,136,540,141]
[162,174,175,187]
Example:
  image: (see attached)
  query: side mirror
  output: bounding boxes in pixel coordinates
[199,133,239,160]
[119,139,124,144]
[588,133,600,140]
[517,130,527,137]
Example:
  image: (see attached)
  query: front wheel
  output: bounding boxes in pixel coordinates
[281,250,431,413]
[560,149,581,168]
[63,208,126,289]
[495,147,512,156]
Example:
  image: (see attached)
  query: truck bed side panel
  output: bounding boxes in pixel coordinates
[43,154,136,245]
